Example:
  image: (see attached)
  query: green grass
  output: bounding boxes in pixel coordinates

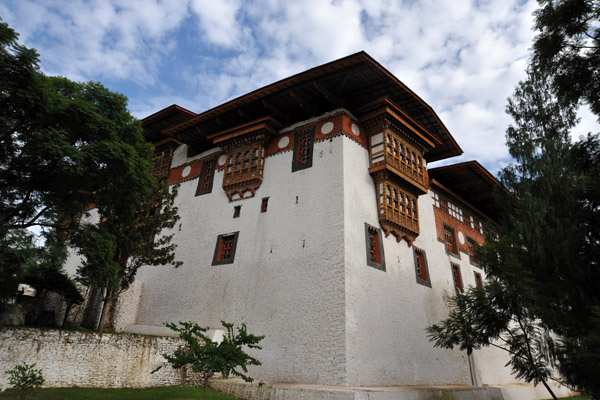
[0,386,239,400]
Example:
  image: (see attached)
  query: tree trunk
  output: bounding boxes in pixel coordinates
[97,289,119,333]
[540,378,558,400]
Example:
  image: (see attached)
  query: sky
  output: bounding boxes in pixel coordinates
[1,0,597,175]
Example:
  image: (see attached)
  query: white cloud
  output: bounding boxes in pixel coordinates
[2,0,596,177]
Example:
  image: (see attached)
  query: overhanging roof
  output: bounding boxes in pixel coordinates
[147,51,462,162]
[142,105,197,143]
[428,161,501,222]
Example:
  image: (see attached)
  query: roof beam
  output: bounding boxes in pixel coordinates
[313,81,344,108]
[262,99,289,125]
[289,89,316,116]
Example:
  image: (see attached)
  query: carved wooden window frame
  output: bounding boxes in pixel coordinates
[451,263,464,294]
[443,224,460,259]
[224,145,263,179]
[292,127,315,172]
[383,131,425,183]
[195,157,216,196]
[413,247,431,287]
[467,237,480,266]
[212,232,239,265]
[474,271,483,289]
[365,223,385,271]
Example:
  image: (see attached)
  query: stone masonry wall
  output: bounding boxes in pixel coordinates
[0,328,201,388]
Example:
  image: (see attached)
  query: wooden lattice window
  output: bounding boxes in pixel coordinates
[474,271,483,289]
[379,182,419,226]
[225,146,263,179]
[383,131,425,183]
[292,127,315,172]
[365,223,385,271]
[413,247,431,287]
[212,232,239,265]
[451,263,464,293]
[233,205,241,218]
[195,157,216,196]
[467,237,480,265]
[151,144,175,182]
[261,197,269,213]
[443,224,459,258]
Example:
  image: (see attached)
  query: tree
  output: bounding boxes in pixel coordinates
[154,320,264,399]
[428,70,600,398]
[532,0,600,118]
[0,19,181,330]
[5,363,44,400]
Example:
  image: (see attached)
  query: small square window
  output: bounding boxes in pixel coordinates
[443,224,460,259]
[261,197,269,213]
[233,205,241,218]
[467,237,480,266]
[212,232,239,265]
[365,223,385,271]
[413,247,431,288]
[474,271,483,289]
[451,263,464,294]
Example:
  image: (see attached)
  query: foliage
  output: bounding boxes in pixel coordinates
[428,70,600,399]
[0,19,182,331]
[532,0,600,117]
[0,230,36,311]
[155,321,264,397]
[4,363,44,400]
[0,386,238,400]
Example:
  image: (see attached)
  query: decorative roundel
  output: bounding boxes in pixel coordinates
[351,123,360,136]
[181,166,191,178]
[458,231,465,245]
[278,135,290,149]
[321,121,334,134]
[218,154,227,166]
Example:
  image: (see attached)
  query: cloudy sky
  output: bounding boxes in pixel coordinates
[1,0,597,174]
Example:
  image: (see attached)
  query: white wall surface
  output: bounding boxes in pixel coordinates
[132,135,348,385]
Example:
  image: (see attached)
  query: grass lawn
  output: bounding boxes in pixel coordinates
[0,386,239,399]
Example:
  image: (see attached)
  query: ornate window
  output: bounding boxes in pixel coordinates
[151,142,177,183]
[292,127,315,172]
[474,271,483,289]
[195,157,216,196]
[467,237,480,265]
[365,223,385,271]
[222,144,265,201]
[413,247,431,287]
[374,178,419,244]
[451,263,463,293]
[212,232,239,265]
[383,132,425,184]
[443,224,459,258]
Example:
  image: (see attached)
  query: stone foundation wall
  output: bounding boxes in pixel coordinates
[0,328,201,388]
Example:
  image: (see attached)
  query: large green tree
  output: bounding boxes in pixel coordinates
[0,19,181,329]
[532,0,600,117]
[428,71,600,398]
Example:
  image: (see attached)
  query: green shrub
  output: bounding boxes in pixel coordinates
[5,363,44,400]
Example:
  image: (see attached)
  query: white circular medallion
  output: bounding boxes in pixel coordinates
[321,121,334,134]
[278,135,290,148]
[218,154,227,166]
[458,231,465,245]
[351,123,360,136]
[181,166,191,178]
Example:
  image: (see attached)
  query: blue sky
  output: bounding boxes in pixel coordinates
[1,0,597,174]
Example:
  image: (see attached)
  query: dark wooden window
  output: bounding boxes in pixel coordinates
[413,247,431,287]
[474,271,483,289]
[261,197,269,213]
[195,157,216,196]
[292,127,315,172]
[451,263,464,293]
[467,237,480,265]
[233,205,241,218]
[365,223,385,271]
[443,224,460,258]
[212,232,239,265]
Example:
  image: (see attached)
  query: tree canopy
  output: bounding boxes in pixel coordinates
[0,19,181,330]
[532,0,600,118]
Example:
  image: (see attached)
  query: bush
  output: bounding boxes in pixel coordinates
[5,363,44,400]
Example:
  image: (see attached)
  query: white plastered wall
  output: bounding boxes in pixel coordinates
[131,136,348,385]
